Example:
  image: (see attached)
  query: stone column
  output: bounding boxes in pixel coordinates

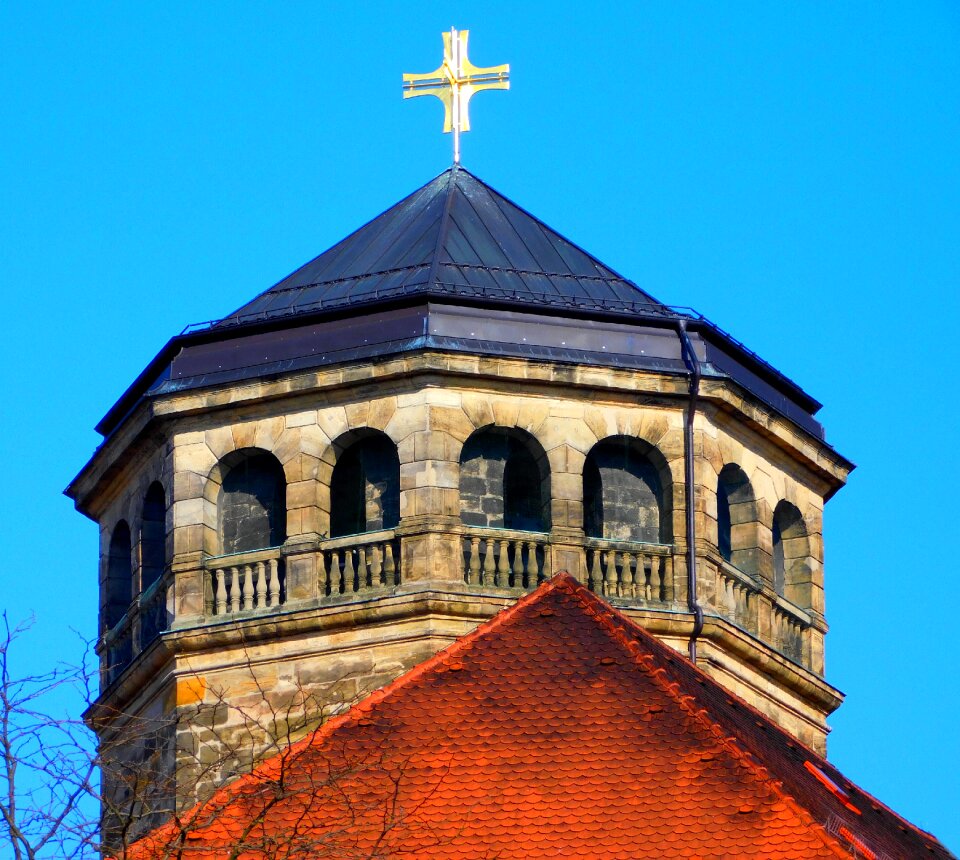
[170,432,217,624]
[395,400,465,585]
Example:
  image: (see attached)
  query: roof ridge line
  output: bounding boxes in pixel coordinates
[218,171,451,325]
[237,575,574,785]
[425,165,458,293]
[450,168,652,296]
[556,578,857,858]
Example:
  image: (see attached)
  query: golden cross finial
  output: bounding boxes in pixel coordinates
[403,28,510,164]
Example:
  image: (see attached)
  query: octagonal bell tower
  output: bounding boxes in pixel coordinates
[68,166,852,833]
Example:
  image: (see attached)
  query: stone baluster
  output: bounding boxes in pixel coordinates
[345,550,357,594]
[512,540,524,588]
[241,564,254,611]
[589,549,602,592]
[215,569,227,615]
[384,542,397,584]
[603,551,617,596]
[620,552,634,598]
[371,544,383,586]
[254,562,267,608]
[268,558,280,606]
[326,551,336,594]
[497,540,510,587]
[229,567,240,613]
[358,547,368,590]
[319,552,329,597]
[325,552,336,594]
[525,540,538,588]
[650,555,663,601]
[467,536,481,583]
[482,538,495,585]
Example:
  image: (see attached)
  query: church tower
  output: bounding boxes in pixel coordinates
[68,165,852,833]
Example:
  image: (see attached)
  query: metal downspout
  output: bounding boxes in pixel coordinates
[677,320,705,663]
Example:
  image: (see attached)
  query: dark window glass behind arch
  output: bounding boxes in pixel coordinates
[583,439,664,543]
[772,500,808,602]
[140,482,166,591]
[717,480,732,562]
[106,522,132,629]
[219,453,286,554]
[459,429,549,532]
[330,435,400,538]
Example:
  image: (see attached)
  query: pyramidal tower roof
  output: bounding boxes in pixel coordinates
[218,165,669,327]
[91,166,838,445]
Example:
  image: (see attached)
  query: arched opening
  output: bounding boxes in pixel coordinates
[330,433,400,538]
[717,480,732,562]
[459,428,550,532]
[105,521,132,629]
[583,437,668,543]
[218,451,286,554]
[772,500,810,606]
[140,482,166,592]
[716,464,760,576]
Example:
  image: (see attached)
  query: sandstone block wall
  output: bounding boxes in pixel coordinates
[80,352,849,829]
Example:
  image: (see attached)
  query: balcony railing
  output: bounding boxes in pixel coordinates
[462,528,549,590]
[103,614,133,687]
[772,598,807,665]
[208,547,285,616]
[321,530,400,598]
[716,559,759,633]
[138,575,169,650]
[714,557,810,666]
[585,539,673,602]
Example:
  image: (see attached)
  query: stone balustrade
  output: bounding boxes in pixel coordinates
[138,574,169,650]
[772,599,807,665]
[584,539,673,602]
[714,557,810,667]
[208,548,285,616]
[321,530,400,598]
[462,528,549,590]
[716,559,758,632]
[103,615,133,687]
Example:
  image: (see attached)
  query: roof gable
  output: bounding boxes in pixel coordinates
[218,167,668,326]
[125,575,950,859]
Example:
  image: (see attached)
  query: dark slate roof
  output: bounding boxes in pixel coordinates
[217,166,671,327]
[76,166,845,456]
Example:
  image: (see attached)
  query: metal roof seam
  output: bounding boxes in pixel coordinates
[425,165,458,292]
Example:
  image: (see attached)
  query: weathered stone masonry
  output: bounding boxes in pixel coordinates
[68,167,853,842]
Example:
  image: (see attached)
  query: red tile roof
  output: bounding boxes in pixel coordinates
[125,574,954,859]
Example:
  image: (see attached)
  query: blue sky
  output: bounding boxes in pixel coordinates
[2,1,958,851]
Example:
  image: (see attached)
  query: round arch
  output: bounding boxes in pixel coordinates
[216,449,287,554]
[140,481,167,591]
[329,429,400,538]
[772,500,812,606]
[105,521,132,629]
[716,463,761,575]
[583,435,671,543]
[459,426,551,532]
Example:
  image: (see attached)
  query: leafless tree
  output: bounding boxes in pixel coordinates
[1,618,487,859]
[0,613,98,859]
